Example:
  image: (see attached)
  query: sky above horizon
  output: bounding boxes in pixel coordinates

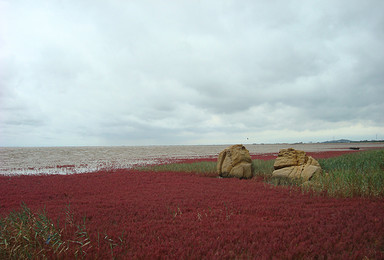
[1,0,383,147]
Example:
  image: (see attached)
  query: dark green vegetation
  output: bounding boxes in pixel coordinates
[141,149,384,197]
[312,149,384,197]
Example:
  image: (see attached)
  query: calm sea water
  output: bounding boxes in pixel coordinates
[1,143,383,175]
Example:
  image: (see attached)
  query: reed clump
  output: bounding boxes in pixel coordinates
[310,149,384,197]
[0,204,91,259]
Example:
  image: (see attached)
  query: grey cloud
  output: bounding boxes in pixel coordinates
[1,0,383,146]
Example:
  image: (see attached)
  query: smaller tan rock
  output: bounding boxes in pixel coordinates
[217,144,252,179]
[272,148,322,181]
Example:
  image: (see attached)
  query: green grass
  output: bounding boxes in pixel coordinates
[252,159,275,179]
[310,150,384,197]
[138,150,384,197]
[139,161,218,177]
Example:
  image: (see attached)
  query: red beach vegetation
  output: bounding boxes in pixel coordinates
[0,150,383,259]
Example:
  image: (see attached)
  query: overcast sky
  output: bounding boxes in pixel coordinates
[0,0,383,147]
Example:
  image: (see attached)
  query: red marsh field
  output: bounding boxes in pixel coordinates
[1,145,384,258]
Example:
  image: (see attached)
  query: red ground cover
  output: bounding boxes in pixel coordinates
[1,166,383,258]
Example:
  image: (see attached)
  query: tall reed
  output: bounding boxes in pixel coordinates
[311,149,384,197]
[0,204,91,259]
[0,204,66,258]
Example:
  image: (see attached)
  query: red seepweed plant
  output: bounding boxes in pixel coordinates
[0,149,383,258]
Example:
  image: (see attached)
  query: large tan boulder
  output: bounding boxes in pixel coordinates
[272,148,322,181]
[217,144,253,179]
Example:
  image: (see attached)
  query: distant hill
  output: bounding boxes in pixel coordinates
[322,139,384,143]
[322,139,352,143]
